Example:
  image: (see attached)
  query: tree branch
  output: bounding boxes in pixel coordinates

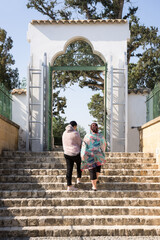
[87,83,104,90]
[85,73,104,83]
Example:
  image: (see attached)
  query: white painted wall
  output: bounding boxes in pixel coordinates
[11,90,148,152]
[128,93,147,152]
[27,22,130,67]
[12,93,27,151]
[27,21,130,152]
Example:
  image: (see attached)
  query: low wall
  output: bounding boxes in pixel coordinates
[0,114,19,155]
[140,116,160,162]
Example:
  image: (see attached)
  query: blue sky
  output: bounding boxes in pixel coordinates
[0,0,160,132]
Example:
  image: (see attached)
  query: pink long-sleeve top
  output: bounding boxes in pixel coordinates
[62,124,81,156]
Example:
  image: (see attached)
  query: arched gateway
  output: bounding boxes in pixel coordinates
[27,19,130,152]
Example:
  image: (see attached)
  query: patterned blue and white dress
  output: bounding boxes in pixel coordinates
[81,132,106,170]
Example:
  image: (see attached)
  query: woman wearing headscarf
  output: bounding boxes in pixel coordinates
[81,123,106,191]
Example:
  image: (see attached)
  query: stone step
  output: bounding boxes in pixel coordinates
[2,151,64,158]
[0,151,158,239]
[0,225,160,237]
[1,190,160,199]
[2,151,154,158]
[1,215,160,227]
[1,182,160,191]
[106,152,155,158]
[1,168,160,176]
[1,206,160,217]
[1,175,160,183]
[0,157,156,164]
[1,197,160,208]
[11,237,160,240]
[0,162,64,169]
[0,162,158,169]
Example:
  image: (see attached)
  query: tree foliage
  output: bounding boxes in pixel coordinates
[129,48,160,89]
[53,115,67,145]
[0,28,20,90]
[77,125,86,139]
[88,93,104,129]
[128,16,160,89]
[53,90,67,117]
[53,115,67,136]
[65,0,138,19]
[27,0,136,20]
[53,40,104,91]
[27,0,71,20]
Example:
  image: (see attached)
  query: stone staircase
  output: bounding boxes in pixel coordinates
[0,151,160,238]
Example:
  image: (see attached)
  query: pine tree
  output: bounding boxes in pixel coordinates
[53,90,67,117]
[88,93,104,129]
[0,28,20,90]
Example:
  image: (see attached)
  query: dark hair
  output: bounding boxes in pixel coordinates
[90,122,98,133]
[70,121,77,127]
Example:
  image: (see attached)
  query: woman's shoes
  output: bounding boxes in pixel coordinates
[77,179,81,184]
[92,187,97,191]
[67,186,78,191]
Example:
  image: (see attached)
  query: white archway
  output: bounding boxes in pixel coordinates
[50,36,106,66]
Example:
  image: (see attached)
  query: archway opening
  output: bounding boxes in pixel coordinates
[49,40,107,149]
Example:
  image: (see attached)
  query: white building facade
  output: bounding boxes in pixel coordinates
[12,88,149,152]
[128,89,150,152]
[11,89,27,151]
[26,19,130,152]
[10,19,151,153]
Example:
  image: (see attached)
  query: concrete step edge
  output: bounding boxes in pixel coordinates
[1,168,160,172]
[0,157,156,160]
[2,189,160,192]
[21,237,160,240]
[1,197,160,201]
[1,215,160,220]
[1,182,160,185]
[1,206,160,210]
[0,225,160,230]
[2,175,160,178]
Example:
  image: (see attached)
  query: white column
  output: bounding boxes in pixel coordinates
[124,52,128,152]
[110,61,113,152]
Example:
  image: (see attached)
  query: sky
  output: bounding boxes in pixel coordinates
[0,0,160,132]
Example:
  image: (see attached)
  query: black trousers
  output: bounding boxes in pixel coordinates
[64,153,82,186]
[89,166,101,180]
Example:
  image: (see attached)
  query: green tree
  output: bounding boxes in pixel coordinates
[53,115,67,145]
[53,40,104,91]
[52,89,67,144]
[129,48,160,89]
[0,28,20,90]
[27,0,135,20]
[64,0,138,19]
[27,0,71,20]
[127,15,160,89]
[77,125,86,139]
[88,93,104,129]
[53,90,67,117]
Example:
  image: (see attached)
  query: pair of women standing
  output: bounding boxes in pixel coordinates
[62,121,106,191]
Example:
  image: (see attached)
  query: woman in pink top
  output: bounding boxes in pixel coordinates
[62,121,82,191]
